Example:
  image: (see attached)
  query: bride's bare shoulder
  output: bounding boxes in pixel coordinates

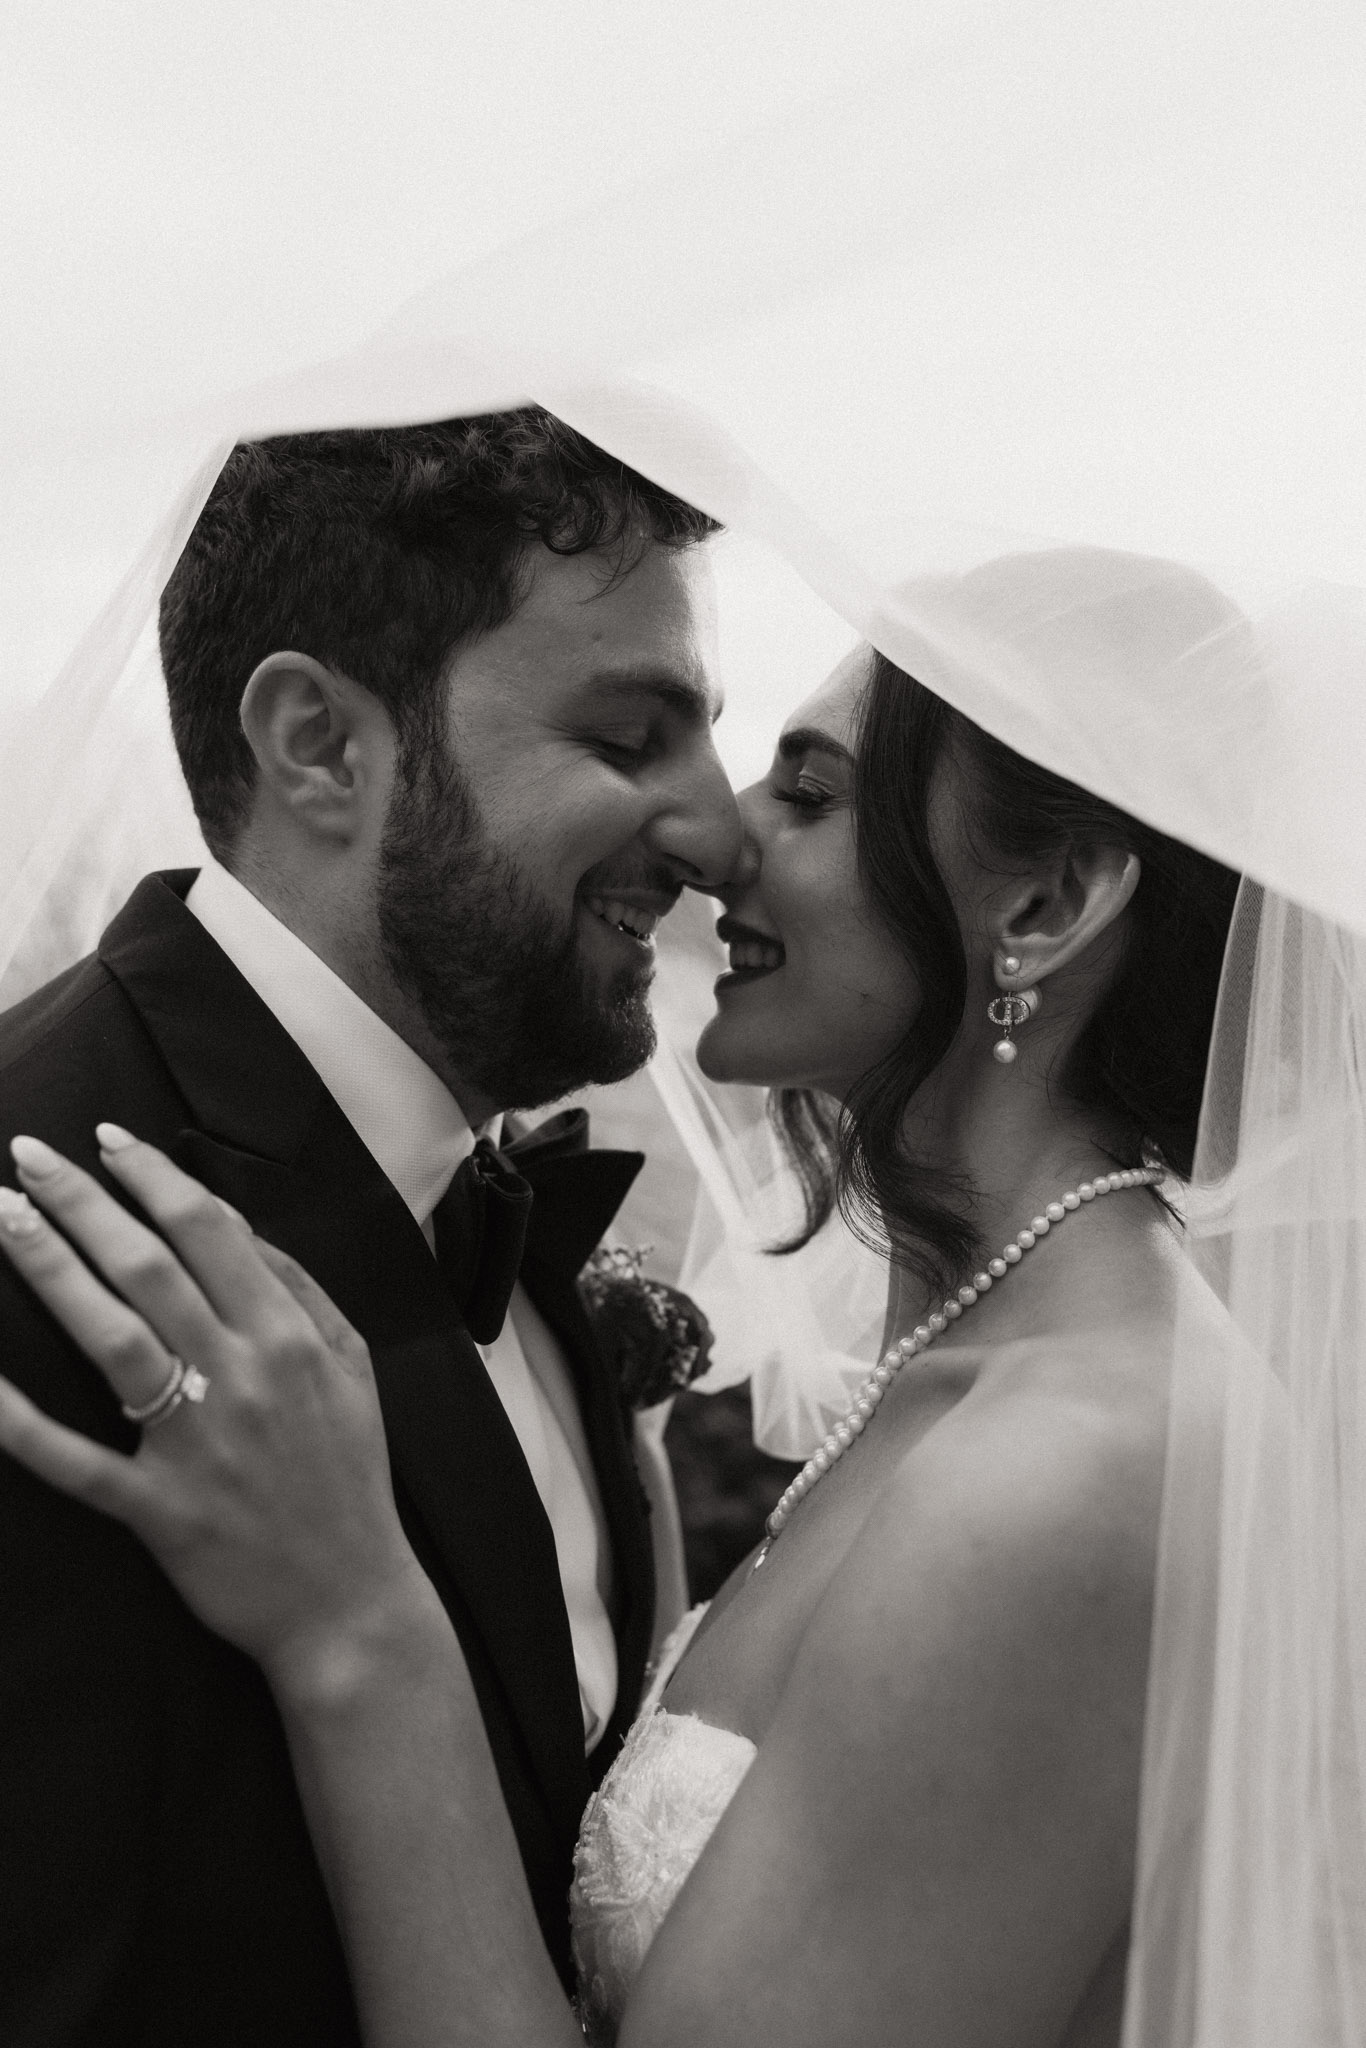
[788,1311,1186,1708]
[799,1271,1237,1733]
[885,1335,1166,1607]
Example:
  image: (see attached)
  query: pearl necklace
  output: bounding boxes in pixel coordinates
[751,1164,1165,1571]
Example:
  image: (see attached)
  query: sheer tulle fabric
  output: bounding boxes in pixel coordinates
[9,447,1364,2048]
[2,16,1364,2036]
[1122,890,1366,2046]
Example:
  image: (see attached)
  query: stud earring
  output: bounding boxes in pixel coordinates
[987,961,1041,1065]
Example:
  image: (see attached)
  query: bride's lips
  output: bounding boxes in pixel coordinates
[714,914,786,991]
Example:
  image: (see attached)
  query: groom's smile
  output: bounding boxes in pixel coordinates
[580,885,678,956]
[372,538,740,1116]
[205,427,742,1133]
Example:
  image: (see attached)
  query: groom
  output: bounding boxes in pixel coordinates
[0,414,738,2045]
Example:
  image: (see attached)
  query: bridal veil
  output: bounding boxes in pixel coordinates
[2,3,1364,2038]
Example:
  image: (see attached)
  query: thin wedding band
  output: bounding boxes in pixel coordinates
[120,1356,211,1429]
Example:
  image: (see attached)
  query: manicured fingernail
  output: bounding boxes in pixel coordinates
[95,1122,138,1153]
[0,1187,42,1237]
[10,1135,63,1178]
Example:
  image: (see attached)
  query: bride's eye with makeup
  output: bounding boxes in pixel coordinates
[769,761,842,815]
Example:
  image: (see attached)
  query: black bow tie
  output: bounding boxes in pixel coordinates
[429,1109,642,1344]
[430,1138,534,1344]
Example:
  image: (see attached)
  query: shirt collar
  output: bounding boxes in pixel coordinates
[184,858,495,1228]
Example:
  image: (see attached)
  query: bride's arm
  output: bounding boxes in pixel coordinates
[270,1588,580,2048]
[0,1136,579,2048]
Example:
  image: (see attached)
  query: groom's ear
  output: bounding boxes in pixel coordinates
[238,653,391,846]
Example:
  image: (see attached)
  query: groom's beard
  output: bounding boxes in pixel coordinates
[376,747,657,1111]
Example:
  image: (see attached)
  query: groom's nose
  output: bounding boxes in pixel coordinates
[689,815,760,903]
[643,744,743,891]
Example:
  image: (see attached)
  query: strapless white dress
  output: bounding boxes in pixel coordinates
[570,1604,755,2045]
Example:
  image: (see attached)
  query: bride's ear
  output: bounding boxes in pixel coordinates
[239,654,388,846]
[988,843,1141,992]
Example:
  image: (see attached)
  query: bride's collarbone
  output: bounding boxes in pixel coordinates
[660,1351,980,1740]
[659,1288,1173,1745]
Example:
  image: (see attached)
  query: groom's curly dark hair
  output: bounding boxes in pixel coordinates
[159,410,719,857]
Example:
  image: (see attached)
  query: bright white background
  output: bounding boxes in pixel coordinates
[0,0,889,765]
[2,1,1363,788]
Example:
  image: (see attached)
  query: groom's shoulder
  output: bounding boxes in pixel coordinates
[0,870,201,1107]
[0,948,168,1138]
[0,949,126,1074]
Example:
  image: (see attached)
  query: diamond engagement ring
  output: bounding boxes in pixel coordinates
[120,1356,211,1430]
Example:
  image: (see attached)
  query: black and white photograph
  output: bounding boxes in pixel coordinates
[1,4,1364,2042]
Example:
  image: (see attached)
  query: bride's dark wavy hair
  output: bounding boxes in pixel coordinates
[769,651,1241,1294]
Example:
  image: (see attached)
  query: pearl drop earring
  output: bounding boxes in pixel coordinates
[987,958,1041,1064]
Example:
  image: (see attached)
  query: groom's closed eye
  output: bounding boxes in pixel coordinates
[569,679,724,772]
[590,729,656,765]
[572,669,725,733]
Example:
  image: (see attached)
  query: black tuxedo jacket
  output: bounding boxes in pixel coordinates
[0,873,656,2046]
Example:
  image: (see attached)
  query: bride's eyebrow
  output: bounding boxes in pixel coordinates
[776,727,854,767]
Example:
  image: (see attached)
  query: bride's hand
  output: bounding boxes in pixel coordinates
[0,1127,438,1691]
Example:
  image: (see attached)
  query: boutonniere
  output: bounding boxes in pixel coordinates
[577,1245,715,1410]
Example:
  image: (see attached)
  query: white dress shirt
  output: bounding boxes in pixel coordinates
[185,858,618,1750]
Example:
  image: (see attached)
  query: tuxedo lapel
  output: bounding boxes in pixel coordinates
[510,1119,658,1757]
[173,1128,592,1833]
[99,875,591,1838]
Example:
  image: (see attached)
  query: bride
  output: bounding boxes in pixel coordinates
[0,545,1246,2048]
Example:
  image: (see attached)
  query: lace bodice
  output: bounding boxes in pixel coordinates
[570,1605,756,2044]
